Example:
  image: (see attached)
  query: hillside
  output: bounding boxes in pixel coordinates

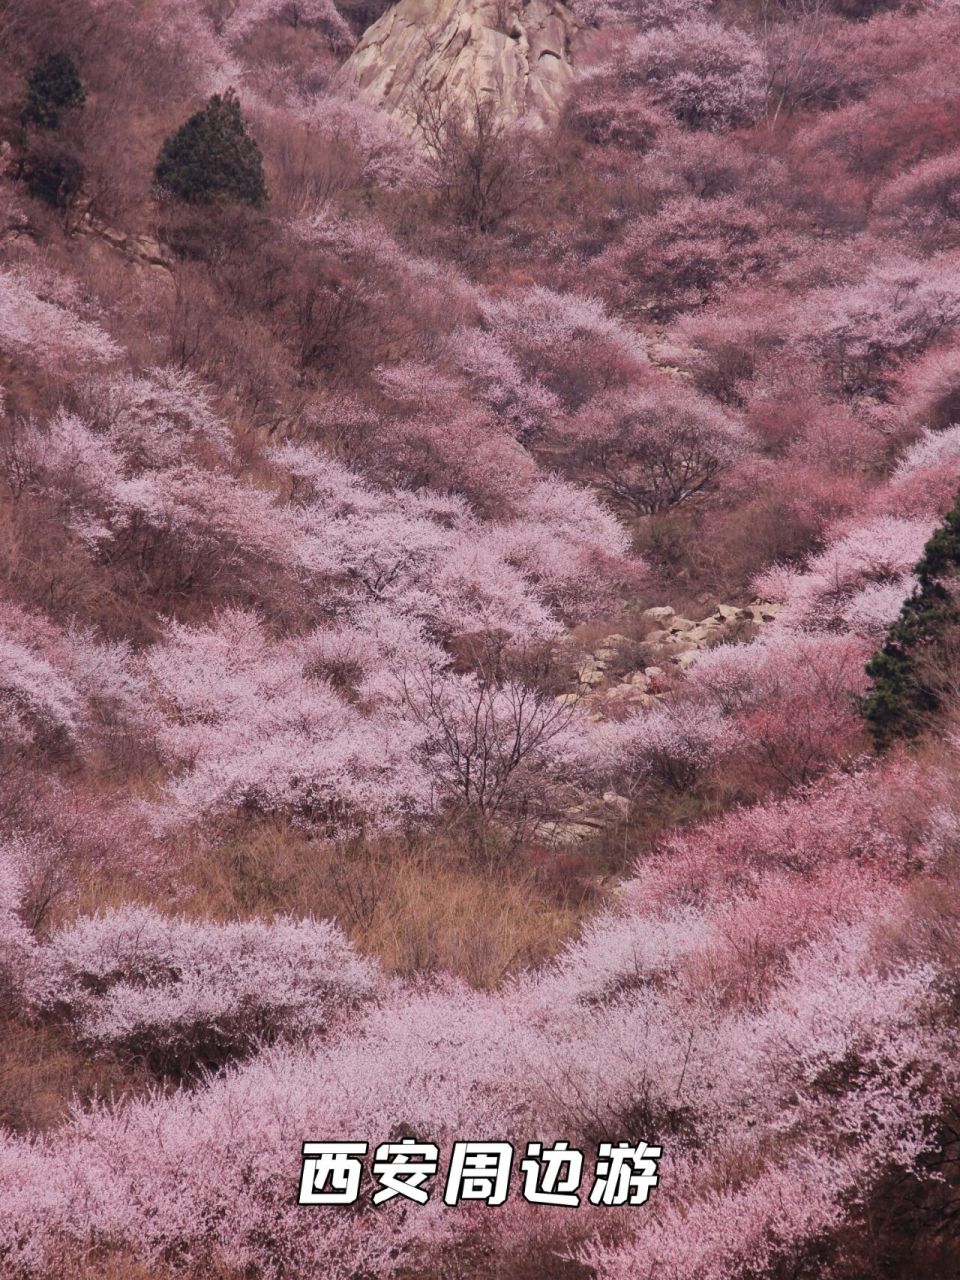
[1,0,960,1277]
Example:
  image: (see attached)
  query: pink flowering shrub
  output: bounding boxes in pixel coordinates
[581,1077,939,1280]
[5,407,292,600]
[803,259,960,396]
[563,71,668,151]
[29,907,381,1076]
[667,289,790,404]
[454,326,560,444]
[875,152,960,252]
[894,425,960,484]
[896,344,960,432]
[282,101,425,199]
[754,514,934,638]
[144,609,431,832]
[880,425,960,517]
[0,619,84,757]
[591,700,741,792]
[601,194,782,316]
[224,0,355,53]
[625,20,767,130]
[562,378,752,515]
[0,790,162,932]
[276,440,632,634]
[624,762,924,910]
[0,600,148,765]
[81,366,233,466]
[689,630,869,783]
[485,477,639,618]
[0,266,120,367]
[480,286,647,413]
[316,360,539,513]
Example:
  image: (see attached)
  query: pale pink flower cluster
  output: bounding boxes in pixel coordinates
[626,20,768,129]
[0,267,120,367]
[590,700,741,792]
[0,844,950,1278]
[754,514,933,637]
[27,907,381,1073]
[223,0,355,53]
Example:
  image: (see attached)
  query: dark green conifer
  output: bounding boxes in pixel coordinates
[154,89,267,207]
[23,52,85,129]
[862,490,960,748]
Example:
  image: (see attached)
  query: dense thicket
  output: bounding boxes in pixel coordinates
[1,0,960,1276]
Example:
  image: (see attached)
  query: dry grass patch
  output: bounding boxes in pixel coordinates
[180,821,594,989]
[0,1014,152,1133]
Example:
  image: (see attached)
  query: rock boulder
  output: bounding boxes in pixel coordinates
[339,0,582,132]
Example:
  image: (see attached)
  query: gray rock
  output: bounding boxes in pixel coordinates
[537,820,599,845]
[687,624,720,644]
[338,0,582,133]
[659,634,696,651]
[602,791,630,818]
[744,603,780,623]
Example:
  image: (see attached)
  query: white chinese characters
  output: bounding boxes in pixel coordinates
[372,1138,440,1205]
[589,1141,661,1206]
[298,1139,661,1208]
[299,1141,367,1205]
[444,1141,513,1206]
[520,1140,584,1206]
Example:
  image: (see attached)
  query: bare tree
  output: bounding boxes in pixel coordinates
[759,0,848,125]
[400,659,582,853]
[412,79,529,233]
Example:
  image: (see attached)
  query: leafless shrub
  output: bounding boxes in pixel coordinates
[412,80,531,233]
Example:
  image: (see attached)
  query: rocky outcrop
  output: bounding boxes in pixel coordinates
[83,220,170,272]
[569,601,779,714]
[536,791,629,846]
[540,602,780,846]
[338,0,582,131]
[634,600,779,674]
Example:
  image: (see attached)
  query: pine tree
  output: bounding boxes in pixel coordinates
[154,89,267,207]
[862,489,960,748]
[22,52,85,129]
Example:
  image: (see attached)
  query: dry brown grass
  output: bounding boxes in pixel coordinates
[0,1014,152,1133]
[178,820,595,989]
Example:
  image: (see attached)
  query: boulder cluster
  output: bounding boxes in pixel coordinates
[540,601,780,845]
[569,600,779,712]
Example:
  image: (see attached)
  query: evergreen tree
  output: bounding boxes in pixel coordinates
[154,90,267,207]
[22,52,85,129]
[862,489,960,748]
